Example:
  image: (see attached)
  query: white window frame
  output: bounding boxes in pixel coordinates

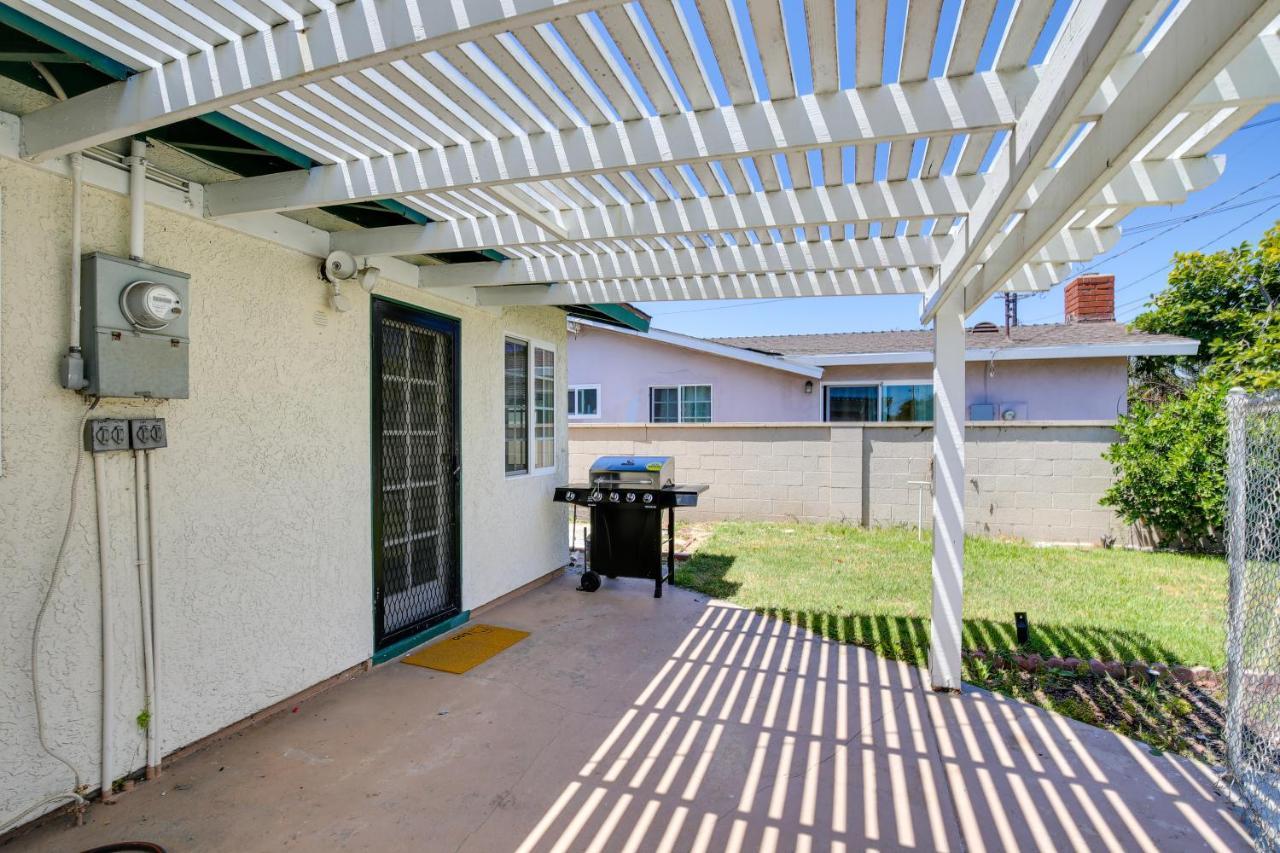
[649,384,713,424]
[567,384,601,419]
[505,334,558,478]
[822,381,935,423]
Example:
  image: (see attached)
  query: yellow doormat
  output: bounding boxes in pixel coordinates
[401,624,530,674]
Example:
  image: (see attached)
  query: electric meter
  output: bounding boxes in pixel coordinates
[120,280,183,330]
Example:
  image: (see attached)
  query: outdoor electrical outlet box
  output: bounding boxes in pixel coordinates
[129,418,167,450]
[81,253,191,399]
[85,419,131,453]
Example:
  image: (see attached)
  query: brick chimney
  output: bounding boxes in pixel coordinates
[1064,274,1115,323]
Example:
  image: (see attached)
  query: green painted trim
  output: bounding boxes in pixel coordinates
[372,611,470,665]
[589,303,651,332]
[0,5,132,79]
[198,112,315,169]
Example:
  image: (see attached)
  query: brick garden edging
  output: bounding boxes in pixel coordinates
[962,649,1221,688]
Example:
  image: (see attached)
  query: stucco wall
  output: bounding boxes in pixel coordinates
[567,323,817,421]
[569,422,1134,546]
[0,157,568,823]
[568,324,1132,423]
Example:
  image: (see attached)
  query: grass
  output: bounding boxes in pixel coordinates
[676,521,1228,669]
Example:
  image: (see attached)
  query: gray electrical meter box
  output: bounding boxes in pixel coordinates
[81,252,190,399]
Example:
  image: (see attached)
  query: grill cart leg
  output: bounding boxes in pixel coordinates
[667,506,676,588]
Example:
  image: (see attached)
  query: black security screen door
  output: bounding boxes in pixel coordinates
[372,299,461,650]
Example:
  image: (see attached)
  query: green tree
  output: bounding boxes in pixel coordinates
[1103,223,1280,549]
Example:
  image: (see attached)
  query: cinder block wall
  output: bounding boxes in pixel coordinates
[568,422,1133,545]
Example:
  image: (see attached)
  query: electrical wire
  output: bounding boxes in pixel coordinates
[11,398,101,833]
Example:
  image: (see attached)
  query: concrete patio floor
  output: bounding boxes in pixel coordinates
[8,573,1251,852]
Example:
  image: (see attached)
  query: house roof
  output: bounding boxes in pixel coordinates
[712,323,1199,366]
[577,319,822,378]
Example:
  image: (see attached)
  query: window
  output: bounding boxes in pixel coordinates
[825,383,934,423]
[504,338,529,474]
[567,385,600,418]
[650,385,712,423]
[505,336,557,476]
[533,348,555,469]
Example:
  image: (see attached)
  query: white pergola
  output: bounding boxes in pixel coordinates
[14,0,1280,689]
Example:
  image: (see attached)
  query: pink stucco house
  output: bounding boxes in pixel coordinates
[568,277,1198,424]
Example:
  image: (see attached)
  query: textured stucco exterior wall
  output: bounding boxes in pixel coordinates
[569,422,1132,545]
[0,157,567,823]
[568,324,1132,423]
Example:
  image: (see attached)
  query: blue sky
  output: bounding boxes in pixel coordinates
[632,0,1278,337]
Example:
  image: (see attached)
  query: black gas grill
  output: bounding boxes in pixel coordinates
[553,456,707,597]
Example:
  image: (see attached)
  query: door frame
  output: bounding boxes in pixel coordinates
[370,296,463,652]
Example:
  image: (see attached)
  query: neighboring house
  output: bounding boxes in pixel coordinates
[568,276,1198,424]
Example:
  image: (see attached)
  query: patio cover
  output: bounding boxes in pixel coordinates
[10,0,1280,689]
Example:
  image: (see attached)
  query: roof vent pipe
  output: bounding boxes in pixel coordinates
[127,139,147,261]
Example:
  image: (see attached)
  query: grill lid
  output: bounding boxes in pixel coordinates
[589,456,672,473]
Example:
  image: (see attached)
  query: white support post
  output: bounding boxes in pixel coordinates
[929,286,966,691]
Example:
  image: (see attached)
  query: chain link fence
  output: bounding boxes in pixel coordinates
[1226,388,1280,850]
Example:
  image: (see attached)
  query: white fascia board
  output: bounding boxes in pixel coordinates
[0,110,426,296]
[576,318,823,378]
[793,338,1199,366]
[205,66,1037,216]
[18,0,629,162]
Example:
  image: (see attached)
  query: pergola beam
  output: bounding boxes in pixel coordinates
[962,0,1280,313]
[204,67,1040,216]
[334,157,1215,257]
[922,0,1160,322]
[419,232,1106,288]
[17,0,628,162]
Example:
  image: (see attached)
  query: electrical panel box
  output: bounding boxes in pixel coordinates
[81,253,190,399]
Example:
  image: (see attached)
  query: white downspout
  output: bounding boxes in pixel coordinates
[127,139,146,261]
[93,453,116,804]
[145,449,161,777]
[133,451,156,779]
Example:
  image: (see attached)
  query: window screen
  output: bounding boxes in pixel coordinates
[826,385,879,422]
[504,338,528,474]
[680,385,712,423]
[650,387,679,423]
[568,386,598,417]
[533,347,555,469]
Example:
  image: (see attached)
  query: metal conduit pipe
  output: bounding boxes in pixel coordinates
[145,449,161,777]
[93,452,116,805]
[133,452,156,779]
[127,139,146,261]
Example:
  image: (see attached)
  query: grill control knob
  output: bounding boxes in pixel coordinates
[608,491,620,503]
[626,492,636,503]
[642,492,654,504]
[564,490,576,501]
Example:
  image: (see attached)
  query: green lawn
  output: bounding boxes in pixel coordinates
[675,521,1228,669]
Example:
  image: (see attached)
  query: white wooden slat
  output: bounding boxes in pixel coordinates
[748,0,796,100]
[786,151,812,189]
[755,155,782,192]
[356,67,465,151]
[805,0,839,94]
[946,0,998,77]
[553,15,647,121]
[30,0,180,66]
[690,161,726,197]
[1184,107,1259,157]
[638,0,718,110]
[855,0,888,87]
[509,27,612,126]
[886,140,913,181]
[305,79,425,156]
[955,131,994,175]
[94,0,214,57]
[995,1,1055,71]
[438,45,546,134]
[920,134,952,178]
[401,55,517,139]
[379,61,488,144]
[717,160,752,194]
[701,0,761,103]
[822,147,842,186]
[633,169,673,202]
[472,36,582,130]
[900,0,944,83]
[597,5,682,115]
[854,143,875,183]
